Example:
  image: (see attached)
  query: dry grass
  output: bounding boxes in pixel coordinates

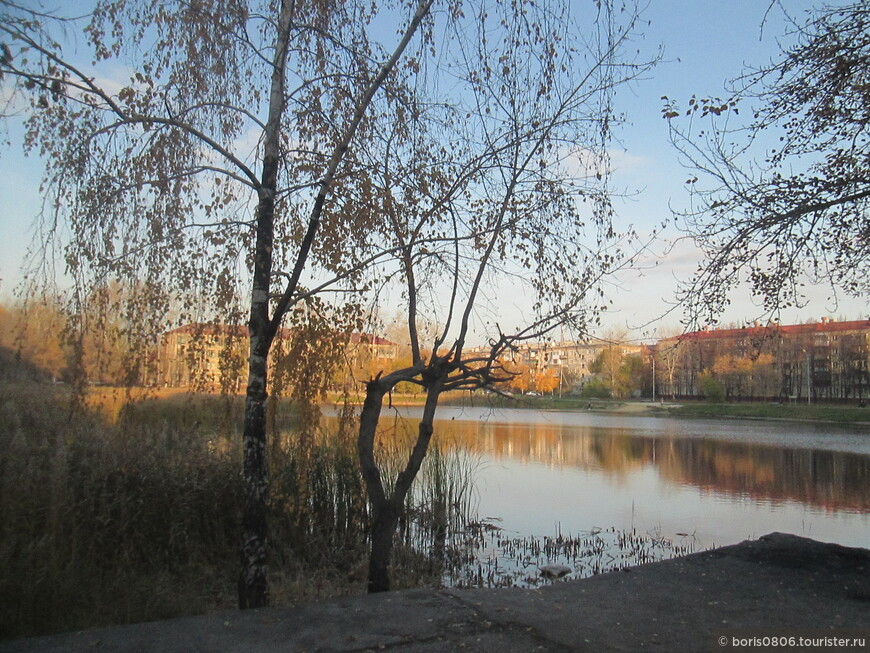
[0,384,473,639]
[0,385,242,637]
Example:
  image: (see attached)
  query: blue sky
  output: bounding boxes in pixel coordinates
[1,0,866,338]
[591,0,869,337]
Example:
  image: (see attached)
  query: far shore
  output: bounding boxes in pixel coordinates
[377,393,870,426]
[27,382,869,426]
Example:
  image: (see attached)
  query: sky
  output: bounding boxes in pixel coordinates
[1,0,867,342]
[591,0,868,339]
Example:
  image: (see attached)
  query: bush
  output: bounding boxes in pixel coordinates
[697,373,726,403]
[579,379,612,399]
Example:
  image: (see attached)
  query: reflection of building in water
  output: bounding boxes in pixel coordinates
[158,323,397,391]
[466,421,653,473]
[655,318,870,403]
[442,418,870,513]
[655,439,870,513]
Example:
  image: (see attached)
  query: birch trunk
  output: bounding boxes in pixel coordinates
[239,0,433,607]
[238,0,294,610]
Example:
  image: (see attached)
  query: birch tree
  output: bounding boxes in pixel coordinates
[2,0,435,609]
[2,0,653,603]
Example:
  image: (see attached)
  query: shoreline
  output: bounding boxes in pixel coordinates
[32,383,868,427]
[392,395,870,427]
[5,533,868,652]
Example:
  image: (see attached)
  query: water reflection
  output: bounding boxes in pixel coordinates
[325,405,870,549]
[657,440,870,513]
[466,421,870,513]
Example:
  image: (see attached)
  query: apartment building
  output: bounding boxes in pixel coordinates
[465,339,642,393]
[158,323,397,391]
[655,318,870,402]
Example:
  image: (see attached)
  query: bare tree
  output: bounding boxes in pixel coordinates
[654,328,688,400]
[663,2,870,325]
[354,0,653,592]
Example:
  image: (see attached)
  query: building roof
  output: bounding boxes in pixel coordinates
[165,323,250,337]
[347,332,397,347]
[661,319,870,343]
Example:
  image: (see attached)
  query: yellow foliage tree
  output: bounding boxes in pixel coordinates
[0,299,68,381]
[534,367,559,395]
[507,362,533,394]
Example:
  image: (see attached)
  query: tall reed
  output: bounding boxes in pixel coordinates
[0,386,243,638]
[0,386,478,638]
[363,410,481,590]
[393,442,481,588]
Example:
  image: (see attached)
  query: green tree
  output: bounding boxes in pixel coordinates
[590,346,623,393]
[697,372,725,403]
[590,345,648,398]
[664,2,870,323]
[620,353,648,398]
[579,378,612,399]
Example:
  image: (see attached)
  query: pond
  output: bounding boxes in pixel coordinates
[432,406,870,547]
[329,403,870,587]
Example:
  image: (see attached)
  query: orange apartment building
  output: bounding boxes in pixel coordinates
[158,323,398,391]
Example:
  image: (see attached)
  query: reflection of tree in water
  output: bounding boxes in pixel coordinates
[435,419,870,513]
[469,421,649,472]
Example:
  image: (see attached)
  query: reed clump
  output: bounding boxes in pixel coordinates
[0,385,475,639]
[0,385,243,638]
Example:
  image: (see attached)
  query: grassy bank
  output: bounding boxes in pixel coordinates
[0,384,471,639]
[658,401,870,424]
[440,391,870,425]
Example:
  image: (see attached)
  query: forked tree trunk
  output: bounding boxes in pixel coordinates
[367,502,400,593]
[358,371,443,593]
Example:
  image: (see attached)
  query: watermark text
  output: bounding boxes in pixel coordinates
[716,630,869,652]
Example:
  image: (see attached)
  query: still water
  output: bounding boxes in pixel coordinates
[373,405,870,551]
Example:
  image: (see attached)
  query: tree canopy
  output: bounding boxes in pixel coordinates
[663,1,870,324]
[3,0,442,608]
[1,0,653,603]
[350,0,654,591]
